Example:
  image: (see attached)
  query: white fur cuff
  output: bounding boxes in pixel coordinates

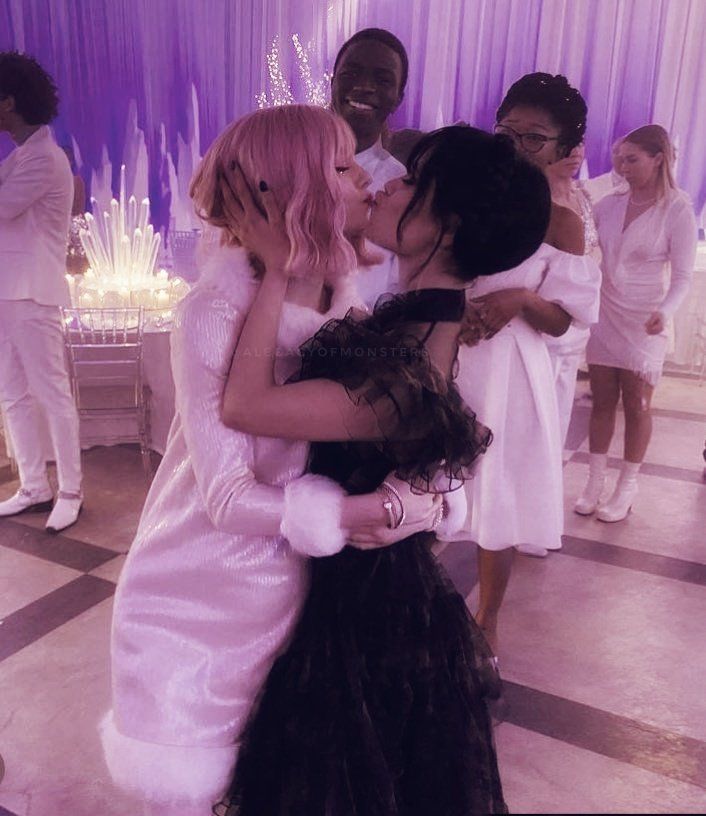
[100,710,236,805]
[281,474,347,557]
[436,487,468,539]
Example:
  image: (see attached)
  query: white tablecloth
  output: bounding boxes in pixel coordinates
[1,327,176,465]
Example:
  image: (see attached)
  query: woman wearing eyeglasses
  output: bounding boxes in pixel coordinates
[493,74,601,452]
[450,74,601,648]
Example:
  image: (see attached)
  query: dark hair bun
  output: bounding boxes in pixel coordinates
[402,126,551,280]
[496,72,587,155]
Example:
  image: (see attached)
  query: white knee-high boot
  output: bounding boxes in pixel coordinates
[574,453,609,515]
[596,461,640,523]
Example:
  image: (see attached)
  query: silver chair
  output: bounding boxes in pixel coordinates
[170,229,201,282]
[60,307,152,475]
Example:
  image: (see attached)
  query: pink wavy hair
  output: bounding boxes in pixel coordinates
[190,104,358,280]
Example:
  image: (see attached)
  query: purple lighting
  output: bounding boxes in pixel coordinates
[1,0,703,228]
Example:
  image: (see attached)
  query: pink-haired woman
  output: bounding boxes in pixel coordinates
[101,105,440,816]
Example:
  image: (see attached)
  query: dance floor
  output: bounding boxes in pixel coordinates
[0,373,705,814]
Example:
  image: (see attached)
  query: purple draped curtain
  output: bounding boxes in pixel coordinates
[1,0,703,228]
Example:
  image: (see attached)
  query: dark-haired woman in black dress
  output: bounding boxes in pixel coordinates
[217,125,552,815]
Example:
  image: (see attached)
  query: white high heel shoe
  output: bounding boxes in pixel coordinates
[573,473,606,516]
[596,479,638,523]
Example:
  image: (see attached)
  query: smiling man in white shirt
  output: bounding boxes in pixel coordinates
[331,29,409,305]
[0,51,82,533]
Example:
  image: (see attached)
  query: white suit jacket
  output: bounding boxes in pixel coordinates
[0,125,73,306]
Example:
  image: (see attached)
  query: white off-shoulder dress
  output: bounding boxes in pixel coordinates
[101,247,359,808]
[453,244,599,551]
[543,188,602,446]
[586,189,697,385]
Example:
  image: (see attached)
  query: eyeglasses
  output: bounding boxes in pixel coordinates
[494,124,561,154]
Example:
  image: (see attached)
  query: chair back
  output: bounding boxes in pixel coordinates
[170,229,201,282]
[60,307,152,474]
[60,307,145,401]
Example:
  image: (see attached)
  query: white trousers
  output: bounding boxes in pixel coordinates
[548,349,582,449]
[0,299,82,494]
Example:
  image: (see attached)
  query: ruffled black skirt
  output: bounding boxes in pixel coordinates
[220,289,506,814]
[221,534,507,816]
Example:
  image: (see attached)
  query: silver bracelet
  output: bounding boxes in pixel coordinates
[377,483,397,529]
[381,480,406,528]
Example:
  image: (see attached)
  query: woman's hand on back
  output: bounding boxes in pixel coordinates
[464,288,528,341]
[347,474,443,551]
[458,301,487,347]
[347,511,441,549]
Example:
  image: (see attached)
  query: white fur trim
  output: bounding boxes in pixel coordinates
[196,244,259,311]
[100,710,236,805]
[281,474,347,557]
[436,488,468,539]
[195,244,363,353]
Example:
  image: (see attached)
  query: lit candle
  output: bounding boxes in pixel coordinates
[119,165,127,238]
[65,274,75,304]
[128,195,137,235]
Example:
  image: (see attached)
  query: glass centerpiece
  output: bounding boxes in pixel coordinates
[67,165,190,327]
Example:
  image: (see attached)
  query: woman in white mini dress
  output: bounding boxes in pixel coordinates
[579,125,697,522]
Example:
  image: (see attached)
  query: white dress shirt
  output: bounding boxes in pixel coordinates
[355,139,405,306]
[582,170,628,205]
[355,138,406,194]
[0,125,73,306]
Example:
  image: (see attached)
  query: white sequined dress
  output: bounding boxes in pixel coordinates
[101,247,359,808]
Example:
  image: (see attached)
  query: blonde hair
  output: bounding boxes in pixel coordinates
[190,105,358,280]
[623,124,676,197]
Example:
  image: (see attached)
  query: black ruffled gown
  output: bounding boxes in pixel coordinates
[221,289,508,816]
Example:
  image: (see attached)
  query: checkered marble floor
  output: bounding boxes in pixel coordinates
[1,373,705,814]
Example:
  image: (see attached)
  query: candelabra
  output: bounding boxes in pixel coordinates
[68,165,189,326]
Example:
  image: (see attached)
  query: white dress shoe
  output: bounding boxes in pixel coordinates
[0,488,54,517]
[515,544,548,558]
[574,474,606,516]
[46,492,83,533]
[596,480,638,523]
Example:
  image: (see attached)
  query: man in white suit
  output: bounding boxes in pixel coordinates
[0,51,82,532]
